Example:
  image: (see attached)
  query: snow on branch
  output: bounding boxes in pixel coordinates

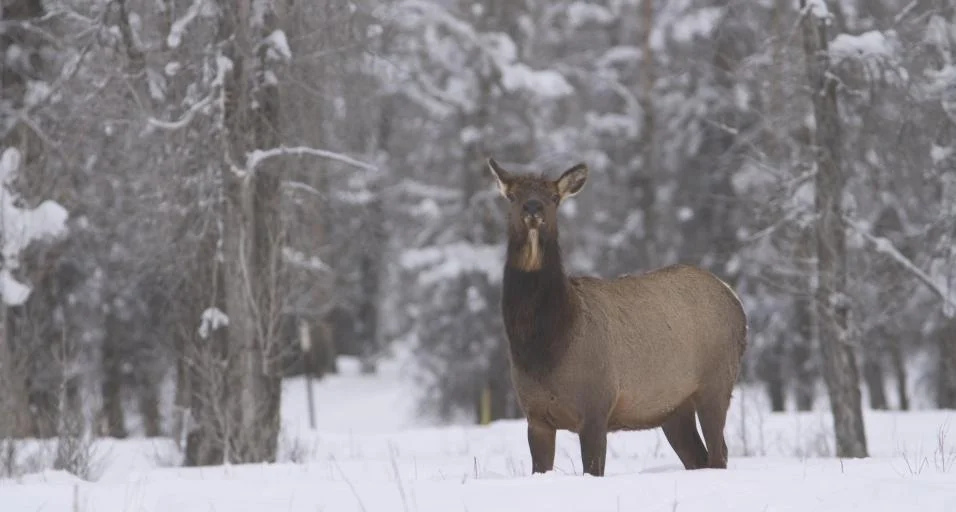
[845,217,956,316]
[197,307,229,339]
[167,0,204,49]
[802,0,830,19]
[246,146,378,174]
[147,95,213,131]
[395,0,573,100]
[282,247,330,273]
[400,242,503,287]
[0,148,69,306]
[829,31,899,66]
[262,30,292,62]
[386,179,460,201]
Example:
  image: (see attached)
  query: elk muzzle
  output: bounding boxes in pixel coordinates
[523,199,545,228]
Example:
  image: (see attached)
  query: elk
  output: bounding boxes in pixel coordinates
[486,158,747,477]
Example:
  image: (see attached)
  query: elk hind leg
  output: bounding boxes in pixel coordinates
[527,419,556,474]
[578,419,608,476]
[661,400,708,470]
[695,390,731,469]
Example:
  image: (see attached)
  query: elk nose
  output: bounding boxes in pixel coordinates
[523,199,544,216]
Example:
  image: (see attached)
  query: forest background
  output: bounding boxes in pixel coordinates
[1,0,955,468]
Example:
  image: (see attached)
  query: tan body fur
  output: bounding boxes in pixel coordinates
[487,158,748,476]
[512,265,745,434]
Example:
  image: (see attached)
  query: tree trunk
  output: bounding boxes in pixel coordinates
[184,212,232,467]
[172,300,192,448]
[0,305,30,439]
[635,0,658,271]
[801,0,868,458]
[937,320,956,409]
[761,342,786,412]
[241,162,284,462]
[138,377,162,437]
[863,355,888,410]
[212,0,286,464]
[889,337,909,410]
[792,295,816,411]
[1,0,60,441]
[356,240,381,374]
[767,371,786,412]
[19,296,63,439]
[100,312,128,438]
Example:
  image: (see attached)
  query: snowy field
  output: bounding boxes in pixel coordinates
[2,354,955,512]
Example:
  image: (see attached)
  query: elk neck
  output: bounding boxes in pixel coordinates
[501,227,577,379]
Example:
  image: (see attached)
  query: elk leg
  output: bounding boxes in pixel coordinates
[527,420,556,474]
[696,394,730,469]
[578,420,608,476]
[661,401,708,470]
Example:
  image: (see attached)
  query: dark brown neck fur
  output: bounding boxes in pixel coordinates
[501,229,577,380]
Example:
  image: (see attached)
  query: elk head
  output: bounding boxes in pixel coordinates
[486,158,588,271]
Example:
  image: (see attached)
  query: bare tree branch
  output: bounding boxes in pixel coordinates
[246,146,378,173]
[845,217,956,313]
[147,96,214,131]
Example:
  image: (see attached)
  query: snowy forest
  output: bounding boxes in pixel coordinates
[1,0,956,475]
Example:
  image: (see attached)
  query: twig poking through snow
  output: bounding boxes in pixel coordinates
[332,458,369,512]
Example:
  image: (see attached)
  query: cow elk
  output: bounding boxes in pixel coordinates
[486,157,748,477]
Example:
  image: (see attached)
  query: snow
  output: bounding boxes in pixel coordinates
[146,67,167,101]
[480,32,574,99]
[263,30,292,62]
[670,7,724,44]
[0,148,69,305]
[805,0,829,18]
[585,112,639,139]
[400,242,503,286]
[281,353,426,435]
[0,267,31,305]
[566,2,614,28]
[197,307,229,339]
[282,247,330,273]
[164,61,182,76]
[931,144,953,165]
[596,46,642,70]
[830,30,898,65]
[393,180,460,202]
[677,206,694,222]
[1,355,955,511]
[166,0,204,49]
[501,65,574,98]
[24,80,51,107]
[731,162,777,194]
[246,146,378,174]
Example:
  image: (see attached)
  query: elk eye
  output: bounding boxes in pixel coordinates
[552,193,561,204]
[506,192,516,202]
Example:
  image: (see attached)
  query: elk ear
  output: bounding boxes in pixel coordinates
[556,163,588,199]
[486,157,513,198]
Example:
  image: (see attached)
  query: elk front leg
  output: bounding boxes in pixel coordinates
[527,419,556,474]
[579,419,608,476]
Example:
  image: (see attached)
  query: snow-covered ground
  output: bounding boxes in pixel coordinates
[2,354,955,511]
